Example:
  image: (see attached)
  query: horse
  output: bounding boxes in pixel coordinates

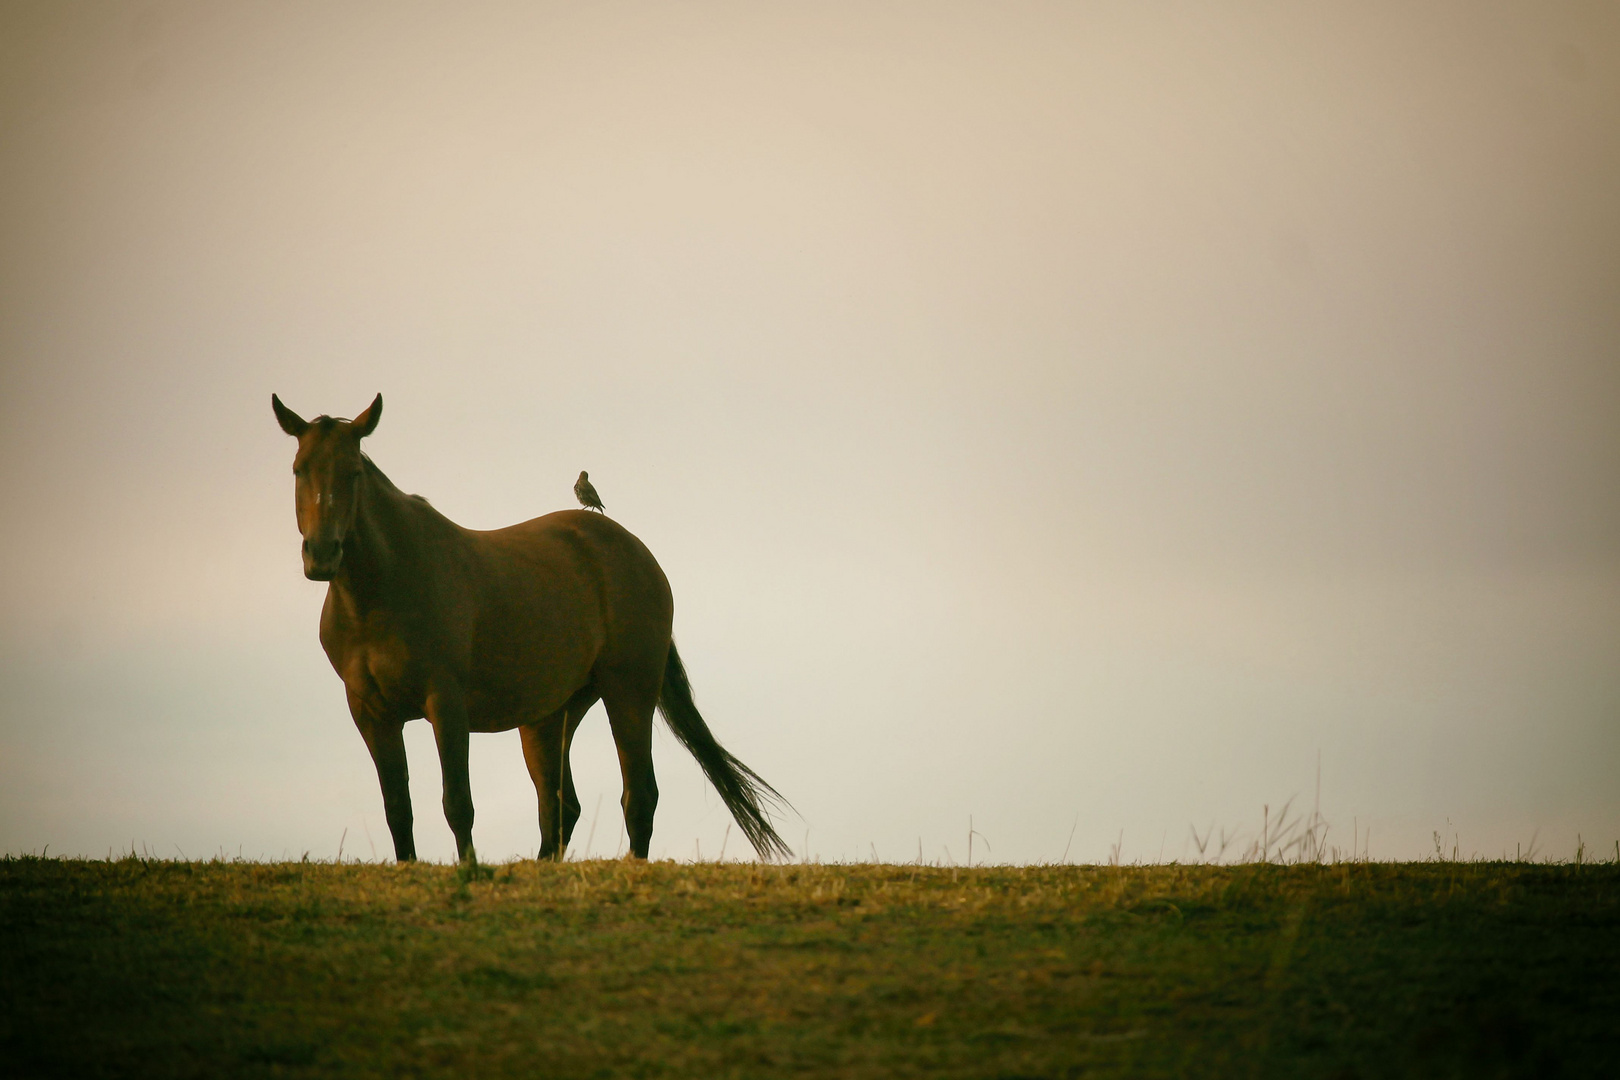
[271,393,790,863]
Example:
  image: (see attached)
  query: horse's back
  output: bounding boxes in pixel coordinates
[477,509,674,645]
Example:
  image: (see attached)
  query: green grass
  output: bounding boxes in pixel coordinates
[2,856,1615,1078]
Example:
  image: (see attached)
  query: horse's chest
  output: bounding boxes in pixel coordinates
[325,632,428,720]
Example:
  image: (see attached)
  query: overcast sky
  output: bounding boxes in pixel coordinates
[2,1,1616,864]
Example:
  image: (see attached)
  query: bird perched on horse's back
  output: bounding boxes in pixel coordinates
[575,471,605,512]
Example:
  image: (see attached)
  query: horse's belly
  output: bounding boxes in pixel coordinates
[463,660,588,733]
[462,603,600,730]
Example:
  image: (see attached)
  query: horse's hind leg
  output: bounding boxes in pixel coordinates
[521,689,597,860]
[520,714,579,860]
[600,679,661,860]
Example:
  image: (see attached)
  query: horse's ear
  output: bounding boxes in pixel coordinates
[272,394,308,437]
[351,394,382,438]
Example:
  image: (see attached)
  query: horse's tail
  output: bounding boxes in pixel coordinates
[657,641,793,861]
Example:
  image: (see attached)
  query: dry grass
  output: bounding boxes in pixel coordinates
[2,856,1616,1078]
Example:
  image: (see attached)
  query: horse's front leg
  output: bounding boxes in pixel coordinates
[349,691,415,862]
[425,683,475,862]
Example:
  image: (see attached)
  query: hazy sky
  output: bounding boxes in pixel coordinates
[2,2,1616,864]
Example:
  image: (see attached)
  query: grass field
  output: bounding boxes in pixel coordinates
[2,855,1616,1078]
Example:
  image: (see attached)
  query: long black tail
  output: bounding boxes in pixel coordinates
[658,642,793,861]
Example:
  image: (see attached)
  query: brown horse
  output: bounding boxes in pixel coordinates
[272,393,790,863]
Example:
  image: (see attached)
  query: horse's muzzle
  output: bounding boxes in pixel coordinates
[302,537,343,580]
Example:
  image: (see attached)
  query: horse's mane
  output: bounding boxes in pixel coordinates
[362,454,432,506]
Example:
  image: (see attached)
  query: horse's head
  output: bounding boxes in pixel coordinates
[272,393,382,581]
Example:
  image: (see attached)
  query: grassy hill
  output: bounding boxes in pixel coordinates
[2,856,1615,1078]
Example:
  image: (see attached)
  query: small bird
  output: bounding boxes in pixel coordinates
[574,470,605,512]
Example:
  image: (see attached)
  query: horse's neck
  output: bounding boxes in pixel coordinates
[338,467,455,604]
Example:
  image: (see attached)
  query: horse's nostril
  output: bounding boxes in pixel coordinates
[303,538,343,564]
